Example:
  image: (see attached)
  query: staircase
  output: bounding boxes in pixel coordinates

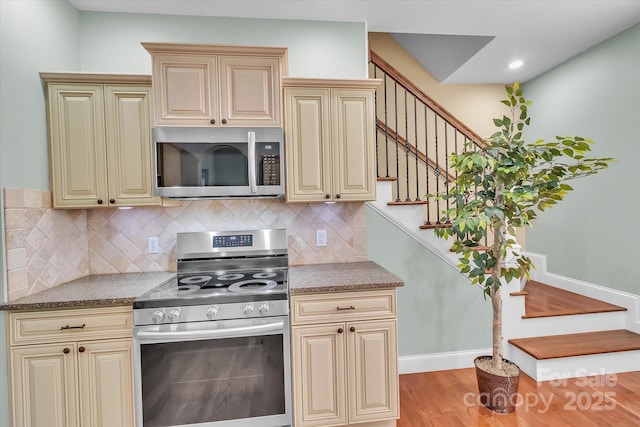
[368,49,640,381]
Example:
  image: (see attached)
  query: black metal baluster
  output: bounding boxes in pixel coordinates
[414,97,420,202]
[394,80,400,202]
[424,106,431,224]
[404,88,410,202]
[434,114,441,224]
[373,65,380,179]
[444,122,450,218]
[383,71,390,179]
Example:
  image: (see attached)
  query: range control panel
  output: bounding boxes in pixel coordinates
[213,234,253,248]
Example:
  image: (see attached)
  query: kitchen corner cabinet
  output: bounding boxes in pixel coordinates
[283,78,381,203]
[291,290,399,427]
[41,73,160,209]
[142,43,288,127]
[8,306,134,427]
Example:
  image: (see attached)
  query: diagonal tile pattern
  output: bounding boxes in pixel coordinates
[3,188,367,301]
[3,188,89,301]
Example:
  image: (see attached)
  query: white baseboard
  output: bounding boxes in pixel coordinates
[398,348,492,374]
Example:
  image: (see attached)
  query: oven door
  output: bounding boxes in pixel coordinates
[133,316,291,427]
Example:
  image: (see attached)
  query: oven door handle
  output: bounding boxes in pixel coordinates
[135,320,284,341]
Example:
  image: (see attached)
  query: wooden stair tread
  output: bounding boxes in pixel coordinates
[388,200,429,205]
[522,280,627,318]
[419,223,452,229]
[509,329,640,360]
[377,176,398,182]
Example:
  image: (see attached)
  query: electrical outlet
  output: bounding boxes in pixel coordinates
[148,237,160,254]
[316,230,327,247]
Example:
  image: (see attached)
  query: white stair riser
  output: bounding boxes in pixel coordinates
[509,345,640,381]
[503,311,626,341]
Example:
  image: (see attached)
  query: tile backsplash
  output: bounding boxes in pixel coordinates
[3,188,367,301]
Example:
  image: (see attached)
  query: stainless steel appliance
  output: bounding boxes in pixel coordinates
[153,127,285,199]
[133,229,291,427]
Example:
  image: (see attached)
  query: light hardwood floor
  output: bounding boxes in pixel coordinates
[397,368,640,426]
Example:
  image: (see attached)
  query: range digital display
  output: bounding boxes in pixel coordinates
[213,234,253,248]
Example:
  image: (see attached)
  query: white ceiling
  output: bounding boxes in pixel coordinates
[68,0,640,83]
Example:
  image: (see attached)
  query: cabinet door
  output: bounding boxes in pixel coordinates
[292,324,347,427]
[346,319,399,423]
[10,343,79,427]
[219,56,281,126]
[104,85,160,207]
[78,339,134,427]
[284,87,332,202]
[331,89,377,201]
[47,84,107,208]
[152,54,218,126]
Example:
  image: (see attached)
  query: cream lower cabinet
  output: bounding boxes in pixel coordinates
[41,73,160,209]
[284,79,381,202]
[8,306,134,427]
[291,290,399,427]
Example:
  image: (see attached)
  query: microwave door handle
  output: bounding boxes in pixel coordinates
[248,131,257,193]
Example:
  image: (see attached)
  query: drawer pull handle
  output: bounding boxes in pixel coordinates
[79,346,86,353]
[350,326,356,332]
[337,328,344,334]
[61,324,86,331]
[336,306,355,311]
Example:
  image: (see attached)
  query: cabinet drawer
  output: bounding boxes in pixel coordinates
[9,306,132,346]
[291,290,396,325]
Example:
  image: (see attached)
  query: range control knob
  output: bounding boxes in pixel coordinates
[259,303,269,316]
[150,310,165,324]
[243,304,255,317]
[167,309,181,323]
[206,306,219,320]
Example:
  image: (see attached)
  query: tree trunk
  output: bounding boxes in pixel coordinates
[491,223,504,370]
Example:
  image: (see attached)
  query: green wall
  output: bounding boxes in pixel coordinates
[524,24,640,295]
[78,12,367,78]
[0,3,366,425]
[0,2,81,425]
[366,207,491,356]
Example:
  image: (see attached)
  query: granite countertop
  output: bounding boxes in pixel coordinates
[289,261,403,294]
[0,271,175,311]
[0,261,402,310]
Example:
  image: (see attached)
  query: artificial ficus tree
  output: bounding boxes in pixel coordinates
[433,82,613,374]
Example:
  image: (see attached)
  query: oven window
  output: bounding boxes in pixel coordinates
[140,335,285,426]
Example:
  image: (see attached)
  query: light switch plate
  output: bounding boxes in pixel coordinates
[148,237,160,253]
[316,230,327,247]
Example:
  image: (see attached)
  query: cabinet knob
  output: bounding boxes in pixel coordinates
[350,326,356,332]
[337,328,344,334]
[109,199,115,205]
[336,194,341,199]
[97,199,103,205]
[210,119,216,125]
[78,346,86,353]
[221,119,227,124]
[325,194,331,199]
[63,348,70,354]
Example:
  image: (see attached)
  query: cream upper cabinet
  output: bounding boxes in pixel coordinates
[291,290,399,427]
[8,306,134,427]
[143,43,287,127]
[42,73,160,209]
[283,78,381,202]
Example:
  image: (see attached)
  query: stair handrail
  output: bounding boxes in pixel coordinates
[370,50,484,147]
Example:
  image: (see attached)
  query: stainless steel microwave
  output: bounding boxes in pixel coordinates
[152,127,285,199]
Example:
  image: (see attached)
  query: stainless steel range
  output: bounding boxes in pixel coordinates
[133,229,292,427]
